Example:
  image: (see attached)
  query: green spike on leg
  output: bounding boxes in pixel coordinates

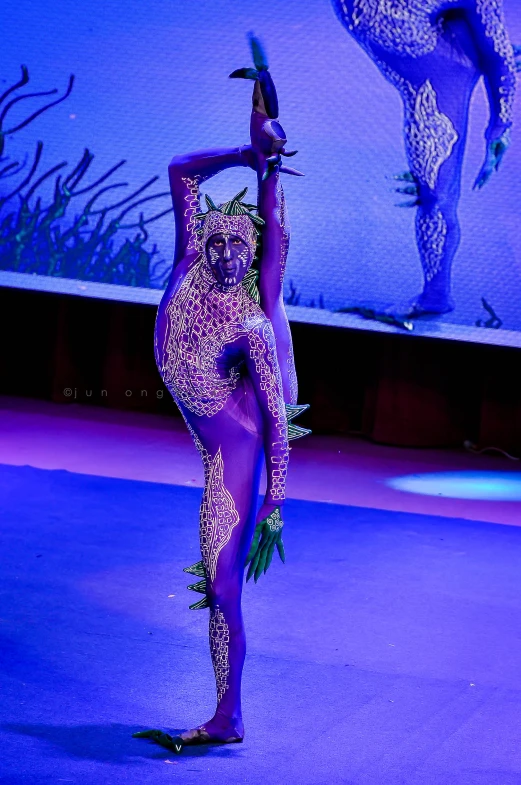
[285,402,311,440]
[187,578,207,594]
[288,422,312,441]
[189,596,209,610]
[286,403,310,421]
[396,199,420,208]
[393,170,416,183]
[183,560,206,577]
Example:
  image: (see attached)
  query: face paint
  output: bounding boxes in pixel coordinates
[205,233,253,288]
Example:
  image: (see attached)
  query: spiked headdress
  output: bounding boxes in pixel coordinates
[195,188,265,258]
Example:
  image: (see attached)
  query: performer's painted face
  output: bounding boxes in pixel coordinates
[206,233,252,287]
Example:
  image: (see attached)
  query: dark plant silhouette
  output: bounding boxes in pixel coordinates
[476,297,502,329]
[284,279,325,309]
[284,279,301,306]
[0,66,172,288]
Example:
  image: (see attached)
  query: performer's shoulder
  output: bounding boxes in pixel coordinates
[243,309,276,344]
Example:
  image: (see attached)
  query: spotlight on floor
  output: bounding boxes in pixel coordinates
[386,471,521,501]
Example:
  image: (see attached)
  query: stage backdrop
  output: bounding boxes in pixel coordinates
[1,0,521,348]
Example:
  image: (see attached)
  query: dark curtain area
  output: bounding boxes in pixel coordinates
[1,285,520,453]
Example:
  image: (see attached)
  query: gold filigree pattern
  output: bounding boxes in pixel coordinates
[477,0,516,125]
[266,507,283,532]
[182,176,202,252]
[209,605,230,702]
[182,420,240,583]
[199,447,240,582]
[405,80,459,190]
[337,0,516,127]
[248,323,289,501]
[416,206,447,281]
[347,0,442,57]
[160,257,265,416]
[277,179,290,285]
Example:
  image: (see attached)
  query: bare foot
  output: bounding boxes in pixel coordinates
[132,713,243,755]
[180,712,244,746]
[385,292,455,318]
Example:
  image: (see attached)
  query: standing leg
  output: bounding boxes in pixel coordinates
[398,37,480,315]
[404,79,468,314]
[181,409,264,744]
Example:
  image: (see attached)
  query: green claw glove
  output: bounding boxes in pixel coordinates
[245,506,285,583]
[474,131,511,190]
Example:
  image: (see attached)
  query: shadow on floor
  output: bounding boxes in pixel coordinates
[2,723,242,764]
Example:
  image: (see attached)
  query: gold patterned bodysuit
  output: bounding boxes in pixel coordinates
[157,256,266,417]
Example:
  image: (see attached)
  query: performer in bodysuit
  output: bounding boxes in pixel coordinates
[134,39,308,753]
[332,0,517,316]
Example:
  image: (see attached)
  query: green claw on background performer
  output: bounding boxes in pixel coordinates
[245,506,285,583]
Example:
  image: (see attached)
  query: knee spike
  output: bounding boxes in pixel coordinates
[183,560,206,577]
[189,596,209,610]
[187,578,207,594]
[285,403,312,440]
[184,561,209,609]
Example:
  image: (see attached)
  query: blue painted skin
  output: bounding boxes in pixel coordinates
[136,39,307,754]
[332,0,518,318]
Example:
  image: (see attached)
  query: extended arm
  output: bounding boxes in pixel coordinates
[454,0,516,139]
[441,0,517,187]
[168,146,254,272]
[250,108,299,403]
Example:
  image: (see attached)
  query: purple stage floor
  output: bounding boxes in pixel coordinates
[0,396,519,526]
[1,397,520,784]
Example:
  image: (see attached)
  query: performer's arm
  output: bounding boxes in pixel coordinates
[251,109,297,403]
[448,0,516,139]
[168,146,254,267]
[243,320,289,509]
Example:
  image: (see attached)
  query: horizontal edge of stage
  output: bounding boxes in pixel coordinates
[1,269,521,349]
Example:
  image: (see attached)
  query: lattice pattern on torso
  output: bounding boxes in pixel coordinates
[160,257,265,417]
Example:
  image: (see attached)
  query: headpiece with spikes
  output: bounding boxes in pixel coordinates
[195,187,265,257]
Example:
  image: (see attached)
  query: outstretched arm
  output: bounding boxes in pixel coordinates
[168,146,255,270]
[444,0,517,187]
[250,108,299,403]
[445,0,516,137]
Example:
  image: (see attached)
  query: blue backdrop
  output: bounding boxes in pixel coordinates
[1,0,520,346]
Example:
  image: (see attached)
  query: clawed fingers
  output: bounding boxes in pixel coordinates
[246,545,262,582]
[276,536,286,563]
[473,166,491,190]
[246,522,286,582]
[245,523,263,565]
[254,532,276,581]
[494,145,507,172]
